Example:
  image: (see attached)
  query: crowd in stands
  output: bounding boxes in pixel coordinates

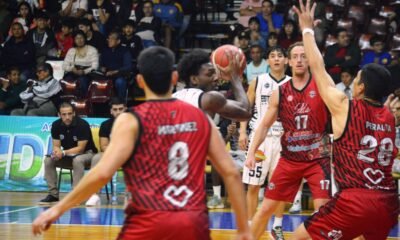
[1,0,400,117]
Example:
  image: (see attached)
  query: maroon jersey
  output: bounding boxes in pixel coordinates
[333,99,397,191]
[124,99,211,212]
[278,77,330,162]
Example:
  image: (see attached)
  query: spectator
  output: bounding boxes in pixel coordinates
[335,68,354,100]
[237,31,251,62]
[0,67,26,115]
[266,32,278,49]
[117,0,143,25]
[2,22,36,82]
[324,28,361,84]
[176,0,195,48]
[248,17,266,50]
[136,0,162,48]
[9,1,35,36]
[256,0,283,39]
[244,44,268,84]
[360,36,392,67]
[78,18,106,52]
[238,0,262,27]
[100,31,132,100]
[11,63,61,116]
[63,30,99,96]
[278,19,301,50]
[27,11,56,65]
[120,20,143,63]
[87,0,115,35]
[60,0,88,19]
[153,0,183,50]
[85,98,127,206]
[39,101,98,204]
[54,19,74,59]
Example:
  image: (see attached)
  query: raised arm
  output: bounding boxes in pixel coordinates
[293,0,348,136]
[245,89,279,170]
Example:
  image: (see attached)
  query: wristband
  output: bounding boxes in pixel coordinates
[302,28,315,36]
[62,150,65,157]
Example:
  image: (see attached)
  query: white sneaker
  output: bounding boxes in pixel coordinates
[86,194,101,206]
[289,200,302,214]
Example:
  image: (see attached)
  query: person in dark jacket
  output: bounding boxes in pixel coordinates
[0,67,26,115]
[2,22,36,82]
[121,20,143,65]
[323,28,361,84]
[100,31,132,100]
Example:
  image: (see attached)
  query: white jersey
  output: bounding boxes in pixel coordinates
[248,73,290,136]
[172,88,204,108]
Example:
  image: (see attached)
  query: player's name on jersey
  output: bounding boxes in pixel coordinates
[158,122,198,135]
[365,121,392,132]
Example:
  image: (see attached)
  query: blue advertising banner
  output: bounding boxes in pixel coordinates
[0,116,124,192]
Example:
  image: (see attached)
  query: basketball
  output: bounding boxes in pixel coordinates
[211,44,247,76]
[255,150,266,162]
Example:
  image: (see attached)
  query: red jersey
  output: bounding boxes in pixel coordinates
[333,99,397,191]
[124,99,211,212]
[278,77,330,162]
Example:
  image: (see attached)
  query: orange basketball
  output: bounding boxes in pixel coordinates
[211,44,247,76]
[255,150,266,162]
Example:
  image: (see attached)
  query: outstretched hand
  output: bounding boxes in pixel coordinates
[292,0,317,32]
[32,207,62,236]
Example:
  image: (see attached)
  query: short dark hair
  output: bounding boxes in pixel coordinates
[36,63,53,76]
[335,28,347,38]
[123,19,136,28]
[137,46,175,95]
[72,30,87,45]
[266,46,287,58]
[109,97,126,107]
[6,66,20,75]
[370,35,384,46]
[58,102,75,112]
[78,18,92,27]
[359,63,391,102]
[108,31,121,40]
[263,0,274,7]
[287,42,304,59]
[341,67,355,76]
[35,10,49,20]
[61,19,74,29]
[248,16,260,25]
[177,49,210,86]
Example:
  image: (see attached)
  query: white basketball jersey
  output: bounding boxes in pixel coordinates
[249,73,291,136]
[173,88,204,108]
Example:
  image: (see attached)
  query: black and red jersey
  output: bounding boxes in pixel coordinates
[334,99,397,191]
[278,77,331,162]
[124,99,211,212]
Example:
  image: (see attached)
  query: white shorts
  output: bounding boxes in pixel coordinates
[242,134,282,186]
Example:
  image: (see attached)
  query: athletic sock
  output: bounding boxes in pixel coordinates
[213,186,221,199]
[273,217,283,229]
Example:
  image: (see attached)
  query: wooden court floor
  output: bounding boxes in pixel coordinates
[0,192,398,240]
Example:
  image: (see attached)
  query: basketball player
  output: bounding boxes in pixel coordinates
[239,46,290,240]
[32,47,252,240]
[292,1,399,239]
[174,48,252,208]
[246,42,331,239]
[173,49,251,121]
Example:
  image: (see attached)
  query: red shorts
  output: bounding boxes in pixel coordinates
[117,210,210,240]
[265,157,331,202]
[305,189,399,240]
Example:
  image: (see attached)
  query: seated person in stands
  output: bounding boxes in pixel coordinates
[78,18,106,52]
[266,32,278,49]
[256,0,283,39]
[0,67,26,115]
[245,44,268,84]
[86,98,127,206]
[86,0,114,35]
[59,0,88,19]
[100,31,132,100]
[248,17,266,50]
[54,19,74,59]
[238,0,262,27]
[63,30,99,97]
[360,35,392,67]
[11,63,61,116]
[335,68,354,100]
[121,20,143,64]
[136,1,162,48]
[237,31,251,62]
[39,101,97,204]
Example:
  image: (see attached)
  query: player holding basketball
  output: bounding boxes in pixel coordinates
[239,46,290,239]
[246,42,332,239]
[173,48,251,121]
[292,1,399,239]
[32,47,253,240]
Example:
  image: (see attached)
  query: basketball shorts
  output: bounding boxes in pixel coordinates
[242,135,282,186]
[305,189,399,240]
[117,209,210,240]
[265,157,331,202]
